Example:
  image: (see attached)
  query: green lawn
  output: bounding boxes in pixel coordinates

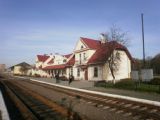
[95,79,160,93]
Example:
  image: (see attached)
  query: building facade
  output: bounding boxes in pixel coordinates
[10,62,32,75]
[33,36,132,81]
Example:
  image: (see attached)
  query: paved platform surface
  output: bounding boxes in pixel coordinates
[26,77,95,88]
[19,76,160,102]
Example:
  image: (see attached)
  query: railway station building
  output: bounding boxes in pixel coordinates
[33,35,132,82]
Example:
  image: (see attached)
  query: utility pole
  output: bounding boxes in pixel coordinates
[141,13,145,67]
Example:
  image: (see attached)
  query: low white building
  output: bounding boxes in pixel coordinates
[10,62,32,76]
[33,36,132,82]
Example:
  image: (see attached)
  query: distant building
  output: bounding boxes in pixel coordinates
[0,64,6,72]
[10,62,32,75]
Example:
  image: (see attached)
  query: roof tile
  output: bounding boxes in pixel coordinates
[37,55,49,62]
[88,41,132,64]
[81,37,101,49]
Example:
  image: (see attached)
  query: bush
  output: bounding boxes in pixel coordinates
[94,80,107,87]
[114,79,135,90]
[34,73,41,77]
[59,76,68,81]
[150,77,160,85]
[115,79,133,86]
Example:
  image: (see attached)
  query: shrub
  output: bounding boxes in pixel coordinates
[94,80,107,87]
[34,73,41,77]
[59,76,68,81]
[114,78,135,90]
[150,77,160,85]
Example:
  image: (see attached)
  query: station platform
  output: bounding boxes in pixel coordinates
[15,76,160,102]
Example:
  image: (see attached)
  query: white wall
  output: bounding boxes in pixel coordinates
[75,50,95,65]
[74,39,96,65]
[79,69,85,80]
[13,66,32,76]
[53,54,66,65]
[31,69,49,77]
[13,66,21,75]
[88,65,103,81]
[72,67,82,80]
[35,57,43,69]
[106,50,131,81]
[74,39,87,51]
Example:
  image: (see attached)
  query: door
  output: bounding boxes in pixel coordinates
[85,69,88,80]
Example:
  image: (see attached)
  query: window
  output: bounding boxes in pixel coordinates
[77,68,80,77]
[79,54,81,64]
[116,52,120,60]
[81,45,83,49]
[70,68,73,76]
[94,67,98,77]
[83,53,86,60]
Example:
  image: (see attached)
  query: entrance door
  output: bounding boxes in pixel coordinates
[85,69,88,80]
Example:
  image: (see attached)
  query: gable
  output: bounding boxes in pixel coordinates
[81,37,101,49]
[74,39,88,51]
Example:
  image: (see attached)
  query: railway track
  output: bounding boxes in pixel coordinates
[19,78,160,120]
[1,77,160,120]
[0,79,84,120]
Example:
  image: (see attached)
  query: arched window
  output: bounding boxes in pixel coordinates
[94,67,98,77]
[81,45,84,49]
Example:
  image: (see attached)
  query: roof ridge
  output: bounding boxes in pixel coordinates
[80,37,99,41]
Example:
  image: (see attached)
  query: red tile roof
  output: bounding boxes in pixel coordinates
[43,64,66,70]
[47,58,54,64]
[37,55,49,62]
[66,55,75,66]
[80,37,101,49]
[64,54,72,58]
[88,41,132,64]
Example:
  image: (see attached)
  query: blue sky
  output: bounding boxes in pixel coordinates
[0,0,160,67]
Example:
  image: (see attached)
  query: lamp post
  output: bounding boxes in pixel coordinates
[141,13,146,67]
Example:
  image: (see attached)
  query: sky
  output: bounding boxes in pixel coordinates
[0,0,160,67]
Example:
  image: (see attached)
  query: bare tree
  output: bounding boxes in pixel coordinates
[104,25,129,83]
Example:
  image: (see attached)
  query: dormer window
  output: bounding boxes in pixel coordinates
[81,45,84,49]
[63,59,66,63]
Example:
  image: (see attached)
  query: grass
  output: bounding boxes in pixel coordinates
[95,78,160,94]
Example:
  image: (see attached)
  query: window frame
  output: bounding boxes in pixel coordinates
[94,67,98,77]
[77,68,80,77]
[79,53,81,64]
[83,53,86,60]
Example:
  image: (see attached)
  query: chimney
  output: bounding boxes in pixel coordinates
[49,53,53,57]
[100,33,108,44]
